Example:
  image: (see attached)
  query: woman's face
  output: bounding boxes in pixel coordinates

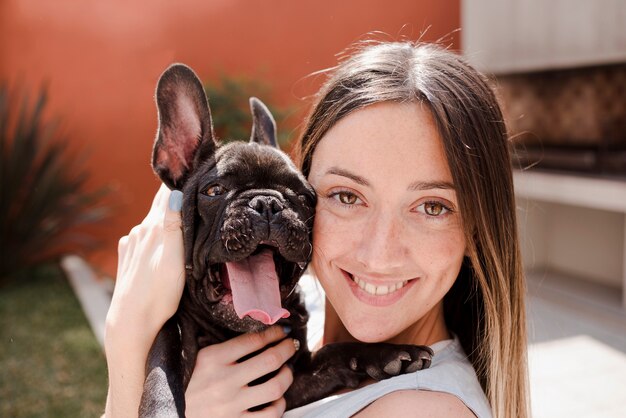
[308,101,466,343]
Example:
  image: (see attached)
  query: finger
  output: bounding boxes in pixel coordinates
[241,365,293,410]
[244,397,286,418]
[212,326,290,364]
[235,337,297,383]
[160,190,184,281]
[163,190,183,232]
[118,235,129,253]
[116,236,129,278]
[128,224,146,238]
[157,182,171,202]
[119,231,138,267]
[144,184,170,222]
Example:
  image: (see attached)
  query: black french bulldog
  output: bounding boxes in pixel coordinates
[139,63,434,416]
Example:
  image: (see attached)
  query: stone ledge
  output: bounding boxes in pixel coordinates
[61,255,111,350]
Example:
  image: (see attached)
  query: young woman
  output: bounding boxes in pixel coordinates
[105,41,530,418]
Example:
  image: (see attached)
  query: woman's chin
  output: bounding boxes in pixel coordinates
[343,320,400,343]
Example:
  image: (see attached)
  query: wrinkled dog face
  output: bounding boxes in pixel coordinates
[186,142,315,332]
[151,64,315,333]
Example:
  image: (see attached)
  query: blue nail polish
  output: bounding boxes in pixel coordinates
[282,325,292,335]
[169,190,183,211]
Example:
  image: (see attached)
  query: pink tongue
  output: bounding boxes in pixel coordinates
[225,249,290,325]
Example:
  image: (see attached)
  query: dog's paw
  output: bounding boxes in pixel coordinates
[349,344,434,380]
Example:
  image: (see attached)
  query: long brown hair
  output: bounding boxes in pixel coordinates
[295,41,529,418]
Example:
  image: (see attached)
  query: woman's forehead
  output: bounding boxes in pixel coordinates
[308,102,454,186]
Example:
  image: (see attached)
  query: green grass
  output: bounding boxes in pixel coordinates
[0,264,107,417]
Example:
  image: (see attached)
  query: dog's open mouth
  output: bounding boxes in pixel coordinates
[208,245,292,325]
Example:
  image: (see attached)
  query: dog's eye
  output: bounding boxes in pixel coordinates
[298,194,314,206]
[206,184,227,197]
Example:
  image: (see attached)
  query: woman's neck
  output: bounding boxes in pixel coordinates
[322,299,450,347]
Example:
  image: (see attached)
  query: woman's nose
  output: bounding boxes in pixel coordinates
[353,211,407,274]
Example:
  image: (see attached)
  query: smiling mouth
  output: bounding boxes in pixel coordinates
[347,272,414,296]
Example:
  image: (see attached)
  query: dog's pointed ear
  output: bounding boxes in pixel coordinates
[249,97,278,149]
[152,64,216,189]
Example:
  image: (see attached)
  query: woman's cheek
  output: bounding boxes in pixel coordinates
[313,209,339,255]
[314,204,363,244]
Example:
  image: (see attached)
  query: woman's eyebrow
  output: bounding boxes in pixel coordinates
[325,167,370,186]
[326,167,455,191]
[408,180,456,191]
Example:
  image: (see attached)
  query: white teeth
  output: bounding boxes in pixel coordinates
[352,276,409,296]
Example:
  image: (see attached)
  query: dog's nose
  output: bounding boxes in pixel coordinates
[249,195,284,218]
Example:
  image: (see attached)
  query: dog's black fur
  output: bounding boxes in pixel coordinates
[138,64,434,417]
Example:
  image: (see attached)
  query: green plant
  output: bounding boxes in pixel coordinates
[0,85,109,280]
[204,74,292,146]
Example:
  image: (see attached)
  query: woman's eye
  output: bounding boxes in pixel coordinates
[337,191,358,205]
[329,190,361,206]
[206,184,226,197]
[418,201,450,217]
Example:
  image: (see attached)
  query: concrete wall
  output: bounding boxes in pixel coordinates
[517,197,624,288]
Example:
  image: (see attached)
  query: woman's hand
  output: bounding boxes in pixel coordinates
[186,325,298,418]
[104,183,185,417]
[106,183,185,346]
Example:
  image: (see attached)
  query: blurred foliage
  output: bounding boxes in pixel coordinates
[204,74,293,146]
[0,85,109,280]
[0,264,107,417]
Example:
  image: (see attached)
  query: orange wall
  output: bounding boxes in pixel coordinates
[0,0,460,276]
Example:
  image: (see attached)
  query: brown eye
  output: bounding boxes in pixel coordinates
[338,192,358,205]
[423,202,445,216]
[206,184,226,197]
[298,194,314,206]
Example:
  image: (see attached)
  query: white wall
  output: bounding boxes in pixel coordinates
[517,197,624,288]
[462,0,626,73]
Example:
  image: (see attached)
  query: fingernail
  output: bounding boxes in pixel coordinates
[169,190,183,211]
[293,339,300,351]
[282,325,292,335]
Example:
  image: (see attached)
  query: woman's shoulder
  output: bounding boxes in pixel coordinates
[413,337,491,417]
[353,389,476,418]
[353,337,488,418]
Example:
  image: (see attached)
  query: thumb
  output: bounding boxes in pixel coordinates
[163,189,183,233]
[162,189,185,283]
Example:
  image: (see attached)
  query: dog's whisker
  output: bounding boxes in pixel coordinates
[306,243,314,260]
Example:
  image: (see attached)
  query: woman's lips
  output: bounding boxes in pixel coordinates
[340,269,417,307]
